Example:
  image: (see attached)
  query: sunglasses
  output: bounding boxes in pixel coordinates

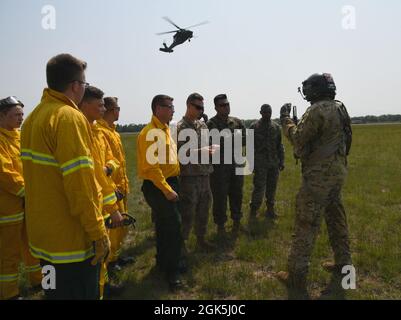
[160,104,175,111]
[191,102,204,111]
[218,103,230,107]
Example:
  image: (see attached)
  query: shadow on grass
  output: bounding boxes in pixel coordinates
[122,232,155,257]
[117,265,170,300]
[246,216,277,240]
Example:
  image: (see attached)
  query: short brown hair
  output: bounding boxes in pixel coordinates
[46,53,87,92]
[186,92,204,106]
[151,94,173,114]
[81,86,104,104]
[104,97,118,111]
[214,94,227,107]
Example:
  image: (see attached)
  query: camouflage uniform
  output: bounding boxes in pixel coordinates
[249,118,284,213]
[207,115,246,227]
[177,117,213,240]
[281,99,352,284]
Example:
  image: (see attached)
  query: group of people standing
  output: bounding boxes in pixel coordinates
[1,53,131,300]
[137,74,353,299]
[137,92,286,291]
[0,51,353,300]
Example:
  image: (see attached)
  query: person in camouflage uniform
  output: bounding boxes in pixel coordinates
[207,94,246,235]
[177,93,214,250]
[276,73,353,298]
[249,104,285,220]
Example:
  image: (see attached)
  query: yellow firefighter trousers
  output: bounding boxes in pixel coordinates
[0,222,42,299]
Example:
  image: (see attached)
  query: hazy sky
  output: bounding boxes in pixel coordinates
[1,0,400,124]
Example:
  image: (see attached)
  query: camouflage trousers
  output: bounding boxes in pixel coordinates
[288,156,352,279]
[250,165,279,211]
[210,165,244,226]
[179,175,212,240]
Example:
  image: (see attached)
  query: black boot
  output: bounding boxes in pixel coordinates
[265,204,278,219]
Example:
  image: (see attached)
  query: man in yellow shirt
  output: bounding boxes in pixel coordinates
[137,94,185,290]
[0,97,42,300]
[21,54,110,300]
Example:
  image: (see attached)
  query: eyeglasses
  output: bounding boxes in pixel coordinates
[218,103,230,107]
[159,104,175,111]
[191,102,204,111]
[71,80,90,88]
[113,107,121,112]
[0,96,24,108]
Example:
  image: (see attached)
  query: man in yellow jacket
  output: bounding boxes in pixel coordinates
[0,97,42,300]
[97,97,133,272]
[21,54,110,300]
[137,94,185,290]
[78,86,126,298]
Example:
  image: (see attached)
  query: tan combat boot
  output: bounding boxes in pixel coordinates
[321,261,347,273]
[275,271,309,300]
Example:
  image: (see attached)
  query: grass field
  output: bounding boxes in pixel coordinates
[22,123,401,300]
[110,123,401,300]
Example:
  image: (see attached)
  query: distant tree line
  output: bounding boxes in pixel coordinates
[350,114,401,124]
[116,124,146,133]
[116,114,401,132]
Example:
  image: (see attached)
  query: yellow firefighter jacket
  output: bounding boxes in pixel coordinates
[0,128,25,225]
[91,123,120,217]
[21,88,107,264]
[96,119,129,205]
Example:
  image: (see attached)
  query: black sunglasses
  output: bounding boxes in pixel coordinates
[218,102,230,107]
[160,104,175,110]
[191,102,204,111]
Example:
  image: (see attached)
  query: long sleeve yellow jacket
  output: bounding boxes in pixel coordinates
[91,123,120,217]
[96,119,129,209]
[137,115,180,196]
[21,88,107,264]
[0,128,25,225]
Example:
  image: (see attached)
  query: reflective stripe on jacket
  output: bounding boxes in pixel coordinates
[0,128,25,225]
[21,88,107,264]
[91,123,119,215]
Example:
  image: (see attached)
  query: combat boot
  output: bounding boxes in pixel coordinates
[321,261,347,273]
[265,204,278,220]
[248,208,258,222]
[217,224,226,237]
[196,236,216,252]
[232,220,243,237]
[275,271,309,300]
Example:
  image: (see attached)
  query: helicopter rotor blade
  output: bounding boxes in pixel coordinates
[162,16,182,30]
[184,21,209,29]
[156,30,178,35]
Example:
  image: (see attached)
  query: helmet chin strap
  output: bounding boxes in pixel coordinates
[298,87,307,100]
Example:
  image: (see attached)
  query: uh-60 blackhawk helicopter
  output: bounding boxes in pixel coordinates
[157,17,208,53]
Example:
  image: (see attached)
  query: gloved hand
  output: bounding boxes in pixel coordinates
[115,190,125,201]
[91,235,111,266]
[109,210,124,228]
[280,103,292,120]
[104,166,113,177]
[105,213,137,229]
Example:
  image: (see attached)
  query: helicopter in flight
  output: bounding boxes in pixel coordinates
[157,17,208,53]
